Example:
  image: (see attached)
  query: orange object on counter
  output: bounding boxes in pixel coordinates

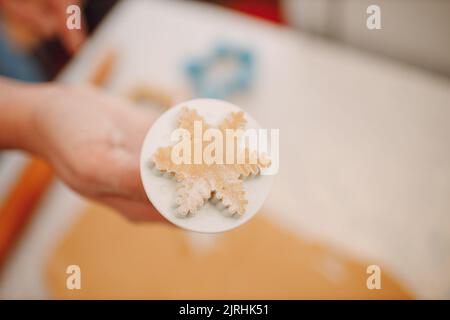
[0,158,53,268]
[89,50,117,86]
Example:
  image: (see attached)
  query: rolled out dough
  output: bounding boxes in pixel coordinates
[46,204,411,299]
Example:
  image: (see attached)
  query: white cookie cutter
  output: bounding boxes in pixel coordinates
[140,99,273,233]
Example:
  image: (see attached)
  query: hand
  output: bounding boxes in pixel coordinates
[0,0,85,53]
[25,83,164,222]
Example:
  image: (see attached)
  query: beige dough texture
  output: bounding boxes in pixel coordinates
[46,204,411,299]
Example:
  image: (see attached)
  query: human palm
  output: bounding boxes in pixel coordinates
[30,84,163,222]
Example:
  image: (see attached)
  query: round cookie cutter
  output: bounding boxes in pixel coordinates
[140,99,273,233]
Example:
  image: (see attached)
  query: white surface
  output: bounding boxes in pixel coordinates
[1,0,450,298]
[282,0,450,77]
[0,181,84,299]
[0,151,28,203]
[140,99,273,233]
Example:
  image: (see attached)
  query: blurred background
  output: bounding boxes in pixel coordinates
[0,0,449,299]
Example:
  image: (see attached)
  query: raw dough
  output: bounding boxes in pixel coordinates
[46,204,411,299]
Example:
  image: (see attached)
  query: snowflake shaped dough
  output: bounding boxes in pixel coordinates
[152,107,269,217]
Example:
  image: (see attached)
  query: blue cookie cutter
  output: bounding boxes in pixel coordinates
[185,43,254,99]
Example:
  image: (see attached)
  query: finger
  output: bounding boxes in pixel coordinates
[1,0,57,37]
[106,148,149,203]
[95,195,167,223]
[111,107,161,202]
